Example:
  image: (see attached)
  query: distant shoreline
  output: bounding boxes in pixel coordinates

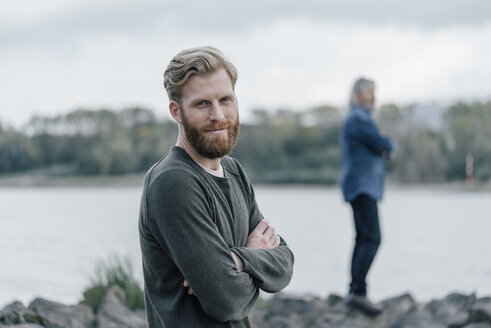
[1,172,490,191]
[0,172,146,188]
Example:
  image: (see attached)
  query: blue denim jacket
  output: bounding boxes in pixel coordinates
[340,106,393,202]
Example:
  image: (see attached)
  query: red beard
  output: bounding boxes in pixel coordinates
[180,109,240,159]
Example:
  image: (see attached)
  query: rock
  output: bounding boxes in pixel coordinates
[268,293,327,317]
[95,285,147,328]
[251,292,355,328]
[390,307,446,328]
[249,292,479,328]
[463,323,491,328]
[425,293,475,327]
[0,301,44,325]
[379,292,419,326]
[267,293,331,327]
[0,325,45,328]
[332,293,417,328]
[4,290,491,328]
[265,315,297,328]
[326,294,344,308]
[251,292,421,328]
[470,297,491,324]
[28,297,94,328]
[318,294,372,328]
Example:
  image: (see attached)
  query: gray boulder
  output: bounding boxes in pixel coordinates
[470,297,491,324]
[390,306,446,328]
[251,292,421,328]
[0,325,45,328]
[323,293,417,328]
[269,293,327,319]
[426,293,475,327]
[28,298,94,328]
[248,292,485,328]
[391,292,477,328]
[95,285,146,328]
[0,301,44,325]
[463,323,491,328]
[4,290,491,328]
[376,293,419,327]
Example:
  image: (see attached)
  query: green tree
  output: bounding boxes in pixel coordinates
[377,104,447,182]
[442,101,491,182]
[0,129,37,172]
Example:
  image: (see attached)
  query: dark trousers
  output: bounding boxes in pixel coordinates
[349,194,381,296]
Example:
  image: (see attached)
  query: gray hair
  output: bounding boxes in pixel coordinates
[349,78,375,107]
[163,46,238,104]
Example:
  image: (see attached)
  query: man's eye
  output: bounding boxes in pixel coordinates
[221,97,232,102]
[197,101,208,106]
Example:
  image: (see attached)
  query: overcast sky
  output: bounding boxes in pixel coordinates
[1,0,491,126]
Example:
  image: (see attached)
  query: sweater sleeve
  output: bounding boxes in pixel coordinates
[348,114,393,155]
[144,169,259,322]
[230,180,294,293]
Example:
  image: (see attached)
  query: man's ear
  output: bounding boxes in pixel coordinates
[169,101,182,123]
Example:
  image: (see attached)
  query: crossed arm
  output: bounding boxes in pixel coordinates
[349,115,394,156]
[184,219,281,294]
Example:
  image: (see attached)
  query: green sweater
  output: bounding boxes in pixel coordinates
[139,147,294,327]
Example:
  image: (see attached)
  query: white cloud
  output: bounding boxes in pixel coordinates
[233,21,491,113]
[1,4,491,126]
[0,0,76,25]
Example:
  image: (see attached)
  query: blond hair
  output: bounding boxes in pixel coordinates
[163,46,238,104]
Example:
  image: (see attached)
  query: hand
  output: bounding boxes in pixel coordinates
[245,219,281,250]
[183,280,195,295]
[231,251,244,272]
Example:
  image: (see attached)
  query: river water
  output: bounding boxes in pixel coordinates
[1,185,490,308]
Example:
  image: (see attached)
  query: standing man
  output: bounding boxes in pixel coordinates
[139,46,294,327]
[340,78,393,315]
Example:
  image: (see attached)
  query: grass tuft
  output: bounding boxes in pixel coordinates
[81,255,144,311]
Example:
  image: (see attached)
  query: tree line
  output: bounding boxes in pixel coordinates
[1,100,490,184]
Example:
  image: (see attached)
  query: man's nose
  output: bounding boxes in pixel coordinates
[209,102,225,121]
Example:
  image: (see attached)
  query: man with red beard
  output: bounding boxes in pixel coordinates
[138,46,294,328]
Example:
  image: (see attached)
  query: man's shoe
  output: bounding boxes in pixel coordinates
[346,293,383,315]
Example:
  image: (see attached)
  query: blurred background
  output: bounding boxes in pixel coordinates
[1,0,490,309]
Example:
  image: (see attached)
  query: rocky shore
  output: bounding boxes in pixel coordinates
[251,292,491,328]
[1,287,491,328]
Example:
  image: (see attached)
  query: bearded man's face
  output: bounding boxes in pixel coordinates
[178,69,240,159]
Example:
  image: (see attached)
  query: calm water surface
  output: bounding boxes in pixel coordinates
[0,185,490,308]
